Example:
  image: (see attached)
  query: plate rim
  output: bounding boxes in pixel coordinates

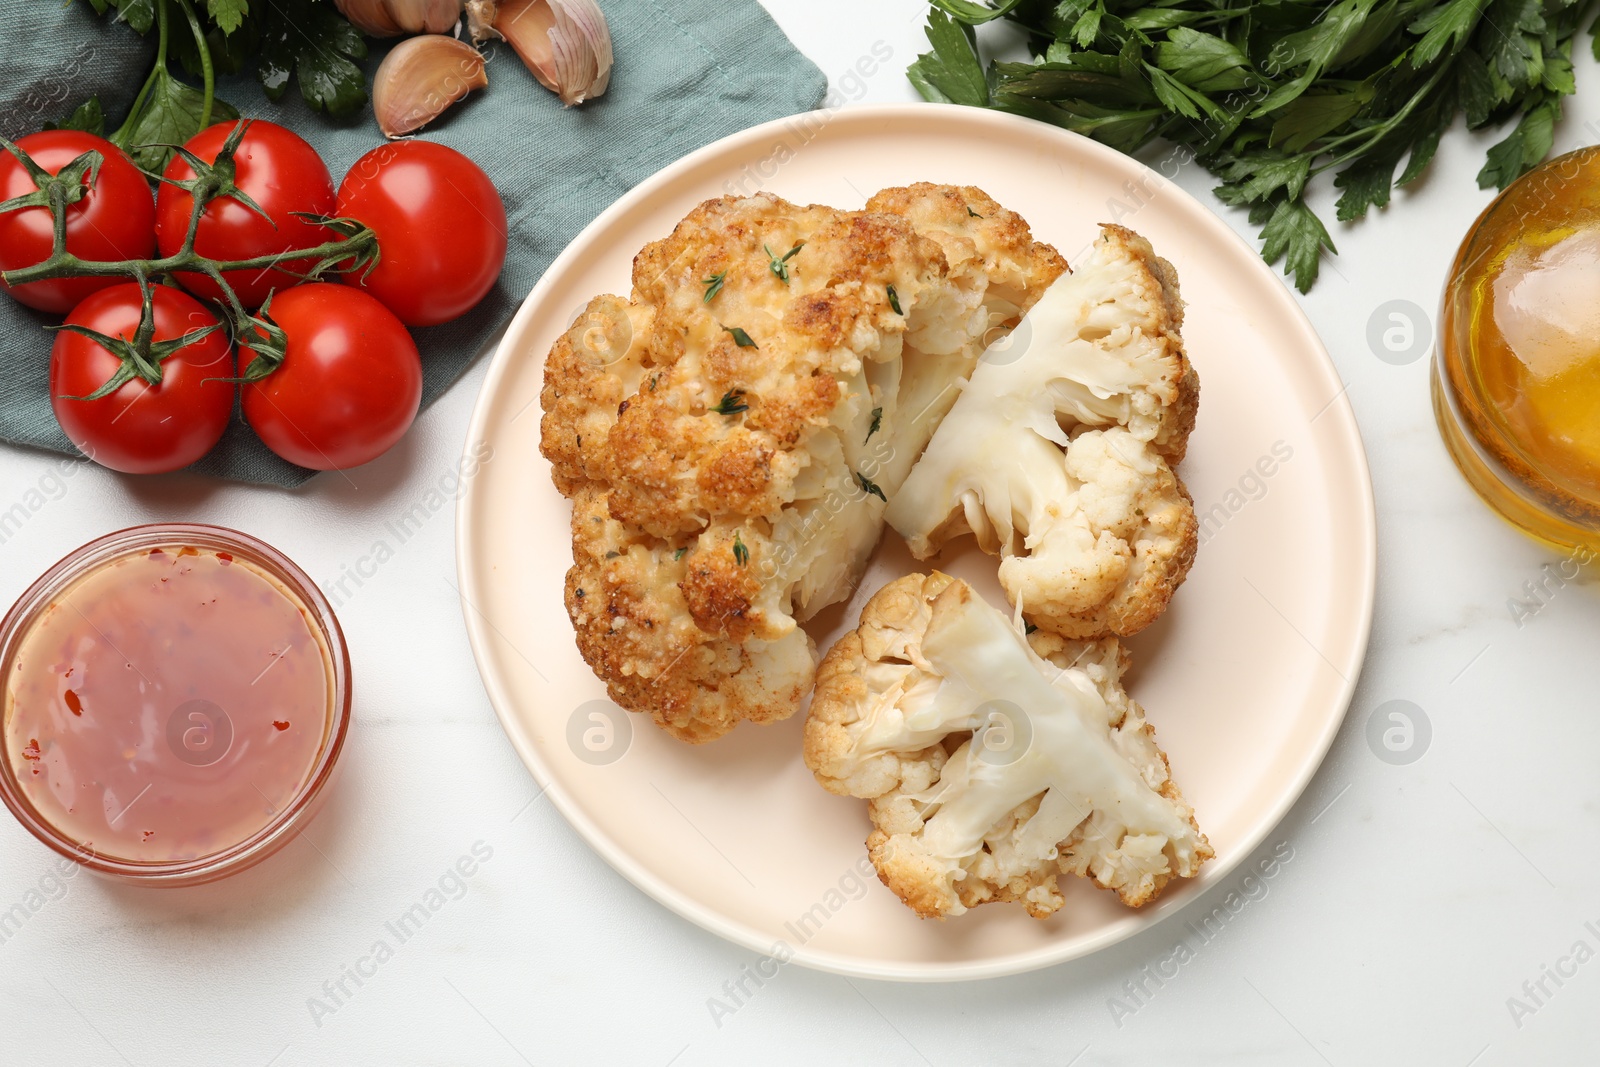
[455,101,1378,982]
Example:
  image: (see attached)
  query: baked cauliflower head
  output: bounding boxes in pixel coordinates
[804,571,1211,919]
[541,187,1065,742]
[886,224,1200,639]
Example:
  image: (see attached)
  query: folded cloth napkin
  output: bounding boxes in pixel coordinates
[0,0,825,487]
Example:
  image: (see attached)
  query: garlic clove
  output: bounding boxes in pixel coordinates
[401,0,467,34]
[335,0,464,36]
[466,0,502,43]
[335,0,406,36]
[495,0,613,107]
[372,35,488,139]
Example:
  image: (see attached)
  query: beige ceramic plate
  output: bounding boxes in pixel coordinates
[456,103,1375,981]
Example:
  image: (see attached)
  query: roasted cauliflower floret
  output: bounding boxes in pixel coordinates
[886,225,1199,638]
[866,183,1067,328]
[804,572,1211,918]
[541,189,1064,742]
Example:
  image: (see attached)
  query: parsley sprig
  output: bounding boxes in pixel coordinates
[911,0,1599,291]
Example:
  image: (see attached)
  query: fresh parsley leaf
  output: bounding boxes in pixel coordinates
[1214,155,1311,206]
[1409,0,1484,67]
[886,284,903,314]
[1145,65,1212,120]
[930,0,1026,23]
[911,9,990,106]
[1071,5,1103,47]
[907,60,953,103]
[712,389,749,415]
[732,533,749,566]
[1543,53,1576,95]
[702,272,727,302]
[106,0,157,34]
[1269,85,1374,153]
[1153,28,1253,93]
[674,547,688,561]
[49,98,105,136]
[205,0,248,34]
[1259,197,1336,293]
[258,0,367,116]
[866,406,883,441]
[1397,118,1446,186]
[722,325,758,349]
[1478,94,1559,188]
[1481,0,1546,87]
[120,66,239,172]
[1334,150,1400,221]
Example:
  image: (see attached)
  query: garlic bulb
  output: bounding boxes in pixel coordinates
[372,35,488,138]
[335,0,464,37]
[494,0,612,107]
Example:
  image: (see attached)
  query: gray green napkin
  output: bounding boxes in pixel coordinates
[0,0,826,487]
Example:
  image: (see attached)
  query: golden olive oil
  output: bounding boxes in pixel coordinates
[1435,146,1600,547]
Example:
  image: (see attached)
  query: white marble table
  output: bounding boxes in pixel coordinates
[4,2,1598,1063]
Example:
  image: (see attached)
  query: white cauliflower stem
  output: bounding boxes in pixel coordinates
[804,571,1211,919]
[886,224,1200,638]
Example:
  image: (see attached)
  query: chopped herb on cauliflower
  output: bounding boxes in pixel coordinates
[804,571,1211,918]
[886,225,1200,639]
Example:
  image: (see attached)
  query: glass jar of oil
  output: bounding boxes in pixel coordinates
[1434,145,1600,549]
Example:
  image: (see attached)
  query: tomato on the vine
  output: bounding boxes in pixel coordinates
[241,283,421,470]
[50,284,234,474]
[0,132,156,314]
[156,120,335,308]
[336,141,507,327]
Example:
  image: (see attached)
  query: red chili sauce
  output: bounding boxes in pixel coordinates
[4,545,334,864]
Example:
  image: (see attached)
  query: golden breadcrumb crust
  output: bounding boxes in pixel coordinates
[541,188,1064,742]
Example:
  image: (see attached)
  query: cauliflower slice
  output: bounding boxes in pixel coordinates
[541,190,1065,742]
[804,571,1211,918]
[886,225,1199,638]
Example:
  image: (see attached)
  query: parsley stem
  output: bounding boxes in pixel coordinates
[173,0,215,131]
[111,0,169,148]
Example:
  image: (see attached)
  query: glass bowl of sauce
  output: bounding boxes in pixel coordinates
[1434,145,1600,549]
[0,524,350,886]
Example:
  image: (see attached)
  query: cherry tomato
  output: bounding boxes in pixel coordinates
[50,284,234,474]
[0,132,156,314]
[156,120,335,308]
[241,284,421,470]
[336,141,506,327]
